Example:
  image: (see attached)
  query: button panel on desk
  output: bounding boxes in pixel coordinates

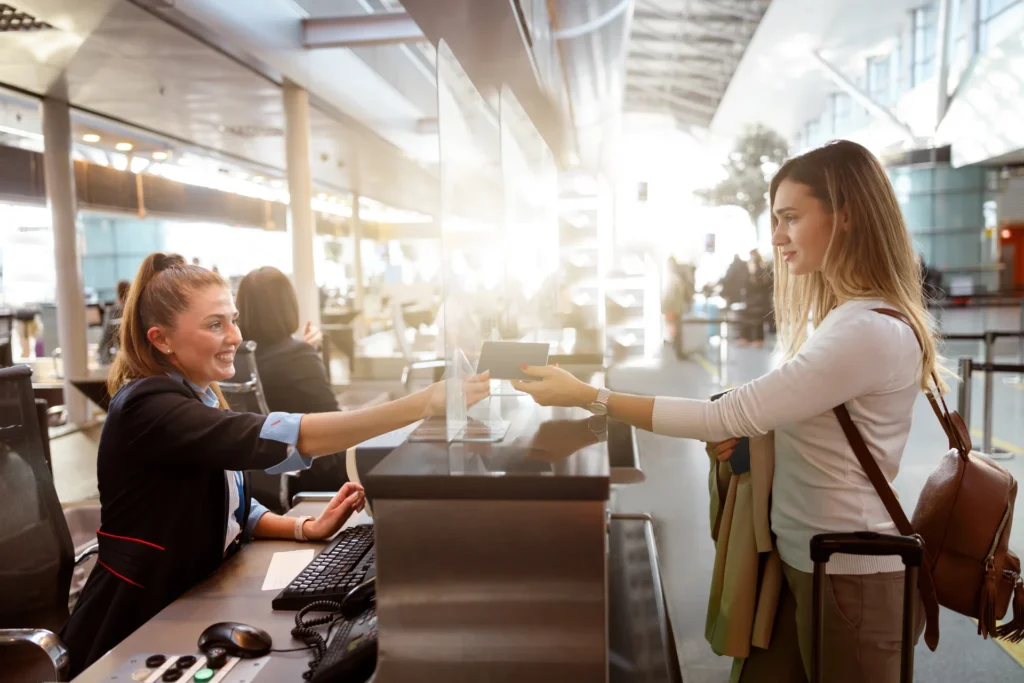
[101,654,269,683]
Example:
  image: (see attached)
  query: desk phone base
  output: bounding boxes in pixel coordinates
[103,653,268,683]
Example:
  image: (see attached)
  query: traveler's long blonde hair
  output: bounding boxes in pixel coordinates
[769,140,946,392]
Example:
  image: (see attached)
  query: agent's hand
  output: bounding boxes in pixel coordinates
[303,483,365,541]
[511,365,598,408]
[303,321,323,349]
[421,371,491,418]
[706,438,739,463]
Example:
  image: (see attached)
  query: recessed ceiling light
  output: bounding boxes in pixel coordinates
[115,142,133,152]
[82,133,100,143]
[151,151,168,160]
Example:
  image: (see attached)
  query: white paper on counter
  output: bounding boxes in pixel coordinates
[261,549,315,591]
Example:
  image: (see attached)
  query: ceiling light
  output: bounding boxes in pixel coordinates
[82,133,100,143]
[151,151,169,160]
[317,193,328,201]
[130,157,150,174]
[115,142,133,152]
[270,179,284,188]
[253,175,265,183]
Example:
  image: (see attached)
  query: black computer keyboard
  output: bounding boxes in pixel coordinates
[272,524,375,611]
[310,607,377,683]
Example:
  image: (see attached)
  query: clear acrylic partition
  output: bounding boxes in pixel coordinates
[495,86,559,394]
[434,40,509,442]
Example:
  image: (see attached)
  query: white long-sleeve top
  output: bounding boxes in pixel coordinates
[652,299,922,574]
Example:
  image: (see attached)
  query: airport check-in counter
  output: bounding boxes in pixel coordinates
[359,396,681,683]
[69,396,679,683]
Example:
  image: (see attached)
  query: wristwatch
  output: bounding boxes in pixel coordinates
[586,387,610,416]
[294,515,313,541]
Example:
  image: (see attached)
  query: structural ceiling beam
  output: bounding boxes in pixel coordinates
[810,50,916,143]
[627,83,717,114]
[303,12,425,49]
[626,73,724,100]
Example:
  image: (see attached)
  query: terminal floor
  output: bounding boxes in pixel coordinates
[609,306,1024,682]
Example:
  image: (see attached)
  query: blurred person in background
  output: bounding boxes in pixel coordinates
[740,249,773,348]
[721,253,749,306]
[235,267,336,490]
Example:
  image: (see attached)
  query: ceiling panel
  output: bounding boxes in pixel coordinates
[0,0,438,214]
[711,0,920,139]
[623,0,771,129]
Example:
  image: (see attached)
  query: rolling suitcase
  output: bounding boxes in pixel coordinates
[809,531,924,683]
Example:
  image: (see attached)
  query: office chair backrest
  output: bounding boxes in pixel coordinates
[223,342,291,512]
[221,341,270,415]
[0,365,75,632]
[0,339,12,369]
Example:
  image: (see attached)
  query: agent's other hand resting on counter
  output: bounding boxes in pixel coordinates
[61,252,487,678]
[254,482,365,542]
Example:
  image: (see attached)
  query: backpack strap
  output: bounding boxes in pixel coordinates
[871,308,971,455]
[833,404,941,650]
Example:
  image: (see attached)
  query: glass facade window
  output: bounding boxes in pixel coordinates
[912,2,938,86]
[980,0,1024,47]
[867,56,892,105]
[831,93,853,136]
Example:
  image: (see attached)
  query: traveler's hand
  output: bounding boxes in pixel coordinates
[303,321,323,349]
[303,483,365,541]
[512,365,598,408]
[706,438,740,462]
[421,371,491,417]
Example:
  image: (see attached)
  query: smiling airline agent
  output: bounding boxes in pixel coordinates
[61,253,489,676]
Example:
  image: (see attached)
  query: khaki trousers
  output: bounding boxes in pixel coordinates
[737,563,923,683]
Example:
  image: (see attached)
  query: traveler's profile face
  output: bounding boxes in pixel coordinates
[150,284,241,389]
[771,178,835,276]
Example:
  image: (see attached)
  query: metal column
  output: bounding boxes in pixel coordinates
[935,0,953,126]
[283,80,320,329]
[41,98,88,425]
[351,192,365,310]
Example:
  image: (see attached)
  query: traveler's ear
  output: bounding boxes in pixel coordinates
[835,206,850,232]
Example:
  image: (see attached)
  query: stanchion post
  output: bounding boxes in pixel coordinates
[983,333,995,455]
[1019,300,1024,364]
[957,357,972,430]
[717,321,725,383]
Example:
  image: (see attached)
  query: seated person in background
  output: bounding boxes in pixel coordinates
[235,266,344,491]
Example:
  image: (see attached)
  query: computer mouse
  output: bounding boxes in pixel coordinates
[197,622,272,658]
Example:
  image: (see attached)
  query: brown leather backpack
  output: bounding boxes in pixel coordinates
[833,308,1023,650]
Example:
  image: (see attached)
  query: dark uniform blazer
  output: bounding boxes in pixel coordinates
[61,375,290,676]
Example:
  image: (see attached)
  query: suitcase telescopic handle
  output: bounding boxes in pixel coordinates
[810,531,924,567]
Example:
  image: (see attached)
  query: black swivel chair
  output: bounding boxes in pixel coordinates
[0,313,14,368]
[220,342,291,513]
[0,365,98,683]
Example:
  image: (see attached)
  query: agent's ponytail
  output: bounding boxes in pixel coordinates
[107,252,226,398]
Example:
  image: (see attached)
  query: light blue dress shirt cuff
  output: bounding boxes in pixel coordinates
[260,412,314,474]
[244,499,271,540]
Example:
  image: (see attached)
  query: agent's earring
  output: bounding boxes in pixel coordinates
[164,348,172,354]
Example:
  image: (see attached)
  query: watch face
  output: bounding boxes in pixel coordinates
[588,401,608,416]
